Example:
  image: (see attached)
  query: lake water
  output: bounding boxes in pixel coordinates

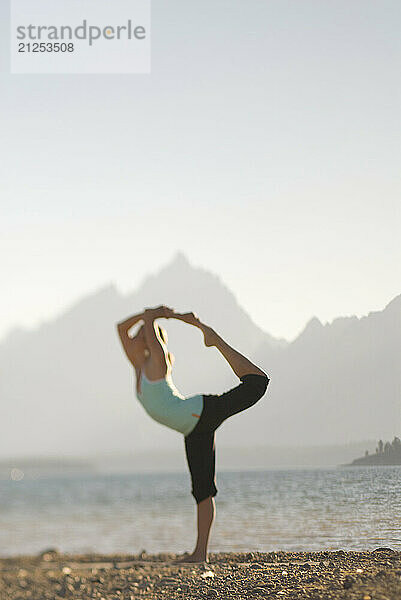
[1,467,400,557]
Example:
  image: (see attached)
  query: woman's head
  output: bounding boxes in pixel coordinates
[156,325,175,365]
[131,324,173,367]
[136,323,168,343]
[130,325,149,366]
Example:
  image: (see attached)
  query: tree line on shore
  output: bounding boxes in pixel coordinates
[364,436,401,458]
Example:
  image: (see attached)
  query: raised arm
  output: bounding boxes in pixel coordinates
[165,309,268,380]
[116,311,145,337]
[116,311,146,363]
[116,306,167,366]
[142,308,170,379]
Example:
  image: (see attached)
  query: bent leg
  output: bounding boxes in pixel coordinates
[201,324,268,379]
[200,373,270,431]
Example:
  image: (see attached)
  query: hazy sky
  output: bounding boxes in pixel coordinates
[1,0,400,342]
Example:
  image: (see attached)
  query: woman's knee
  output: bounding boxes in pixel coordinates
[241,373,270,403]
[192,481,218,504]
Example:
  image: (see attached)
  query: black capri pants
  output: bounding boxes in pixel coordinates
[184,373,269,504]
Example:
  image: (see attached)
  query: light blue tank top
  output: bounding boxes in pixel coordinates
[136,372,204,436]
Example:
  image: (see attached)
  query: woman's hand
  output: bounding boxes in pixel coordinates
[144,306,203,326]
[144,305,174,319]
[144,306,163,319]
[162,306,176,318]
[178,311,201,326]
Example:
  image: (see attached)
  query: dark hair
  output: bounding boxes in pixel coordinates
[139,323,172,364]
[157,325,167,343]
[138,323,168,346]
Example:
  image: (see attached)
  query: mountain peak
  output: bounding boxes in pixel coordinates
[384,293,401,314]
[293,316,323,344]
[304,316,323,331]
[170,251,190,268]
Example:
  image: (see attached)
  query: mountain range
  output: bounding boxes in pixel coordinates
[0,252,400,461]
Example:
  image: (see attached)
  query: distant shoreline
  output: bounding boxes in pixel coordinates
[346,437,401,466]
[346,456,401,466]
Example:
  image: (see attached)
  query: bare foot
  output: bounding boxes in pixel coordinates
[199,324,218,347]
[173,552,209,564]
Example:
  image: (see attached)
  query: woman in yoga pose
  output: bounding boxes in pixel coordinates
[116,305,269,563]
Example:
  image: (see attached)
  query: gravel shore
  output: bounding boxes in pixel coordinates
[0,548,399,599]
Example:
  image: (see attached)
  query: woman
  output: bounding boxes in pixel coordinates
[116,305,269,563]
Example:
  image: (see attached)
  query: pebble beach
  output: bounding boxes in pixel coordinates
[0,548,399,600]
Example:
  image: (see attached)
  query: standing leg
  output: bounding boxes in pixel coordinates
[176,430,218,563]
[184,495,215,562]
